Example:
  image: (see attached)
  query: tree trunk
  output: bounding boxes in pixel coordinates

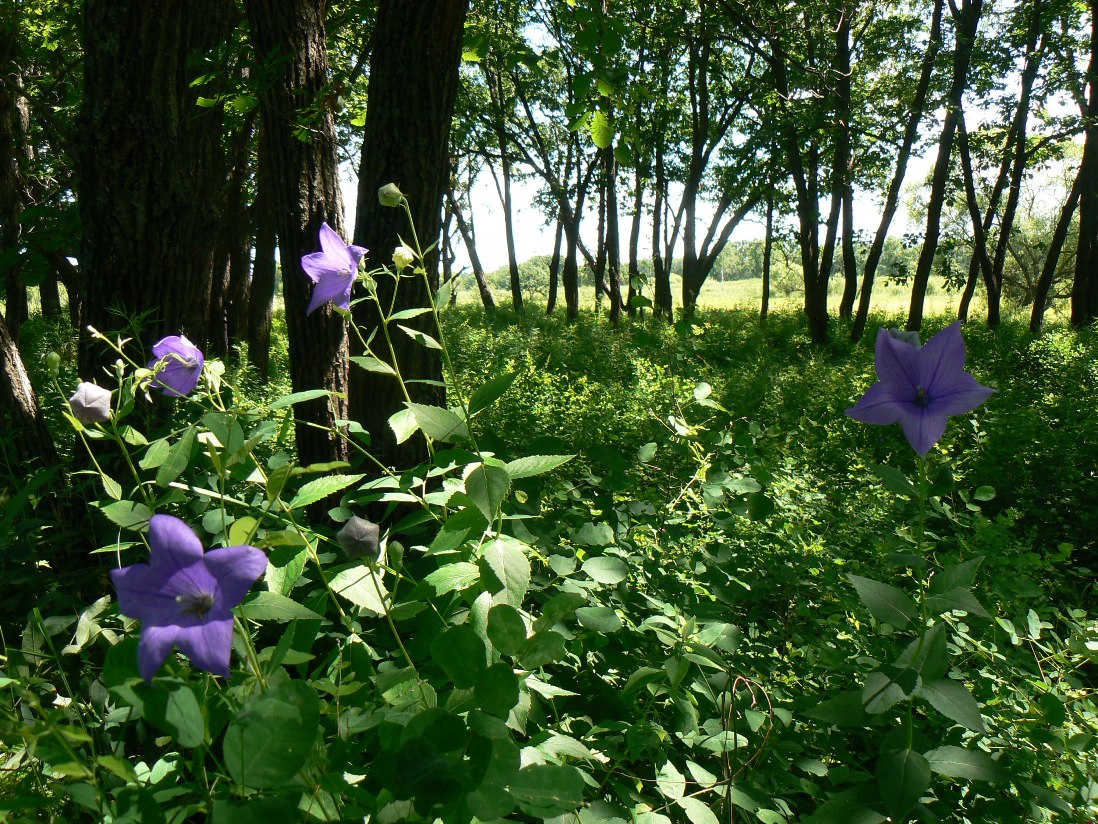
[761,193,773,322]
[604,148,622,324]
[1073,0,1098,326]
[213,113,256,360]
[79,0,233,379]
[247,126,277,383]
[547,217,562,315]
[1,21,29,337]
[247,0,350,466]
[350,0,468,470]
[955,113,997,325]
[626,164,644,317]
[652,153,672,317]
[0,308,58,471]
[1031,170,1082,334]
[906,0,982,332]
[448,189,496,312]
[851,0,944,341]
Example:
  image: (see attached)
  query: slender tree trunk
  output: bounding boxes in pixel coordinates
[221,114,256,357]
[350,0,468,469]
[852,0,944,340]
[838,183,858,319]
[604,148,622,324]
[79,0,233,379]
[547,217,562,315]
[562,209,582,320]
[247,0,350,465]
[761,194,773,322]
[594,168,607,312]
[0,307,58,470]
[1073,0,1098,326]
[652,156,672,317]
[626,165,643,317]
[956,113,997,324]
[0,20,28,337]
[907,0,982,332]
[448,189,495,312]
[1031,170,1082,334]
[247,127,276,382]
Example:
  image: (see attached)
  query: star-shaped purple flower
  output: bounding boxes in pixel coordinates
[302,222,366,315]
[846,321,995,456]
[68,381,112,424]
[147,335,205,398]
[111,514,267,682]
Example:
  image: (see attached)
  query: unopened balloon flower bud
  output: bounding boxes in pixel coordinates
[378,182,403,208]
[393,243,415,270]
[337,516,381,561]
[45,351,61,377]
[68,381,112,425]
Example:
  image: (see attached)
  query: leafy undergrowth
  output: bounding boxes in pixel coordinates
[2,306,1095,822]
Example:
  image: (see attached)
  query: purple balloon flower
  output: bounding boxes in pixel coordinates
[846,322,994,456]
[302,221,366,315]
[147,335,205,397]
[111,514,267,682]
[68,381,112,424]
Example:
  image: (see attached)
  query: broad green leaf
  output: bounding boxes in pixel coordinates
[210,797,301,823]
[872,464,917,498]
[481,536,530,606]
[100,472,122,501]
[573,521,615,546]
[466,463,510,521]
[675,796,719,824]
[929,556,984,594]
[655,760,686,800]
[285,474,363,511]
[469,371,517,415]
[223,680,319,788]
[329,565,389,615]
[396,324,442,349]
[800,785,885,824]
[925,587,992,618]
[389,307,432,321]
[520,630,567,669]
[582,555,629,584]
[509,764,584,817]
[424,561,480,595]
[918,678,985,732]
[349,355,397,375]
[389,407,418,444]
[268,389,338,411]
[575,606,623,633]
[139,438,170,470]
[863,665,918,714]
[876,748,930,822]
[973,485,996,501]
[588,110,613,149]
[894,624,949,680]
[846,574,916,627]
[805,691,866,726]
[487,604,527,655]
[99,500,153,532]
[475,662,520,718]
[264,546,308,598]
[110,678,205,749]
[923,745,1007,781]
[637,442,657,462]
[430,625,486,688]
[504,453,575,479]
[407,402,469,442]
[239,591,324,623]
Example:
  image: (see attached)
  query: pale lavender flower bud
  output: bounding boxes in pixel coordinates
[68,381,112,424]
[378,183,403,208]
[393,244,415,270]
[337,516,381,561]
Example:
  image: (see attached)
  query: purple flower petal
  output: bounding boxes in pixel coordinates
[111,564,176,621]
[306,270,354,314]
[318,221,353,267]
[148,335,204,397]
[301,251,332,284]
[846,382,904,425]
[899,408,949,457]
[173,618,234,679]
[136,624,180,682]
[203,545,268,606]
[149,514,204,570]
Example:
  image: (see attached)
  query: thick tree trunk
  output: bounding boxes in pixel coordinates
[906,0,982,332]
[1,22,29,337]
[1073,0,1098,326]
[0,308,58,471]
[247,127,276,383]
[79,0,233,379]
[247,0,350,466]
[350,0,468,469]
[851,0,944,341]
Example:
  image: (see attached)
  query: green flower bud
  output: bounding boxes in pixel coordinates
[392,243,415,270]
[45,351,61,377]
[337,516,381,561]
[378,183,403,208]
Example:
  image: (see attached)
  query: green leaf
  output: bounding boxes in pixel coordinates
[863,666,917,714]
[475,662,520,718]
[469,371,517,415]
[973,485,996,501]
[285,473,363,511]
[481,536,531,606]
[876,748,930,822]
[99,501,153,532]
[503,453,575,479]
[101,472,122,500]
[589,110,614,149]
[389,307,432,321]
[918,678,986,732]
[520,630,567,669]
[329,565,389,615]
[675,796,719,824]
[239,591,325,623]
[430,625,486,688]
[349,354,397,375]
[466,463,510,521]
[396,324,442,349]
[407,403,469,442]
[487,604,527,655]
[268,389,338,411]
[573,521,615,546]
[575,606,623,633]
[656,760,686,801]
[637,442,658,462]
[806,690,866,726]
[894,624,949,680]
[872,464,917,498]
[582,555,629,584]
[925,587,992,618]
[800,785,885,824]
[389,407,418,443]
[929,557,984,594]
[110,679,205,748]
[223,680,319,788]
[509,764,584,817]
[210,797,301,823]
[923,745,1007,782]
[424,561,481,595]
[139,438,170,470]
[846,574,916,627]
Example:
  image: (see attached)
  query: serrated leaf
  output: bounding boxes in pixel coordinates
[389,307,432,321]
[876,748,930,822]
[155,425,197,488]
[350,355,397,375]
[388,407,418,444]
[407,403,469,442]
[329,565,389,615]
[424,561,480,595]
[396,324,442,349]
[589,110,614,149]
[918,678,985,732]
[894,624,949,680]
[286,474,364,511]
[504,453,575,479]
[466,463,510,521]
[239,591,325,623]
[655,760,685,800]
[929,557,984,594]
[872,464,917,498]
[923,746,1007,781]
[99,500,153,531]
[468,372,517,416]
[268,389,338,411]
[481,536,530,606]
[846,574,916,627]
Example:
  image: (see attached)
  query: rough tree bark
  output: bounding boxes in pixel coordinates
[1072,0,1098,326]
[247,0,351,466]
[350,0,469,470]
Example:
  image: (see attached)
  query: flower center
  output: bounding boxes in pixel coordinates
[914,385,930,408]
[176,591,215,618]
